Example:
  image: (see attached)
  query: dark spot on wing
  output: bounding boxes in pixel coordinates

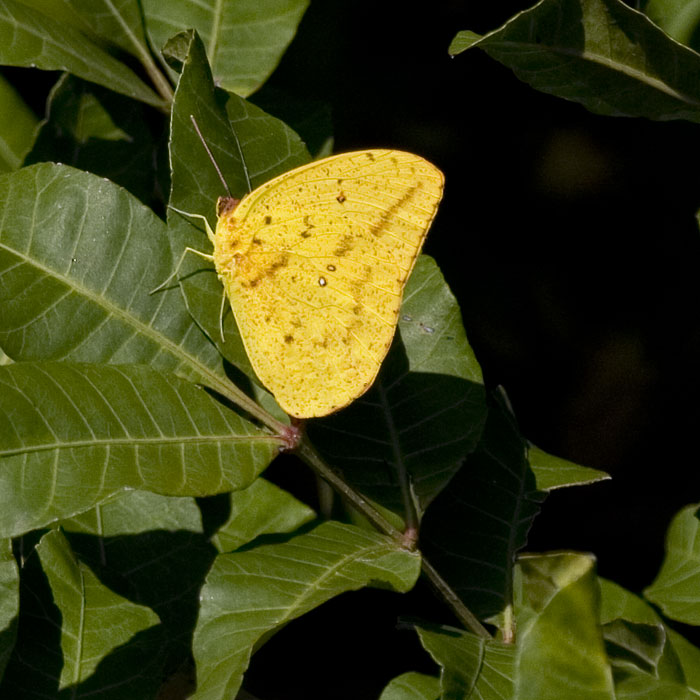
[242,275,261,288]
[367,186,419,237]
[264,216,272,224]
[300,216,315,238]
[284,335,294,344]
[252,237,262,245]
[266,254,289,277]
[336,192,346,204]
[334,235,353,257]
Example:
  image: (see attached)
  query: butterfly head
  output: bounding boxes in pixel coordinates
[217,196,240,217]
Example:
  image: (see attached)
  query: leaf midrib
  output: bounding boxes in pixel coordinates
[1,433,278,458]
[225,532,407,649]
[0,240,228,394]
[489,40,700,107]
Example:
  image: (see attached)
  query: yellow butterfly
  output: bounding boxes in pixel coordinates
[198,149,443,419]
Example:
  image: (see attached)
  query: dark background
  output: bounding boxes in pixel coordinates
[249,1,700,697]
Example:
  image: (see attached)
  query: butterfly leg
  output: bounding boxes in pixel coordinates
[218,288,227,344]
[149,246,215,294]
[168,206,216,244]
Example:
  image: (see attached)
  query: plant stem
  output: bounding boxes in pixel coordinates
[296,437,403,541]
[421,558,491,638]
[206,375,290,438]
[502,603,515,644]
[141,50,174,105]
[104,1,174,107]
[297,436,491,639]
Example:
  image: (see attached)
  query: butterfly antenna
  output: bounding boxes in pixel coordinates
[190,114,232,197]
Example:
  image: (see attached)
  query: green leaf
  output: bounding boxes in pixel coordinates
[309,256,487,520]
[645,0,700,46]
[611,675,698,699]
[18,0,153,64]
[222,87,311,192]
[18,0,172,111]
[49,0,148,57]
[211,478,316,553]
[141,0,310,97]
[1,531,165,696]
[602,619,691,698]
[25,74,166,205]
[0,73,38,172]
[251,87,335,159]
[59,491,203,536]
[36,529,160,689]
[644,503,700,625]
[665,632,700,692]
[167,30,309,237]
[418,562,620,698]
[514,553,615,699]
[0,162,239,399]
[7,0,96,34]
[599,577,661,625]
[10,1,139,53]
[0,538,18,677]
[604,619,679,678]
[450,0,700,123]
[600,578,700,694]
[379,672,441,700]
[527,444,610,490]
[68,527,218,676]
[0,0,164,109]
[169,29,252,223]
[416,624,515,700]
[605,630,695,698]
[420,392,543,620]
[167,30,309,393]
[193,521,421,699]
[0,362,277,537]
